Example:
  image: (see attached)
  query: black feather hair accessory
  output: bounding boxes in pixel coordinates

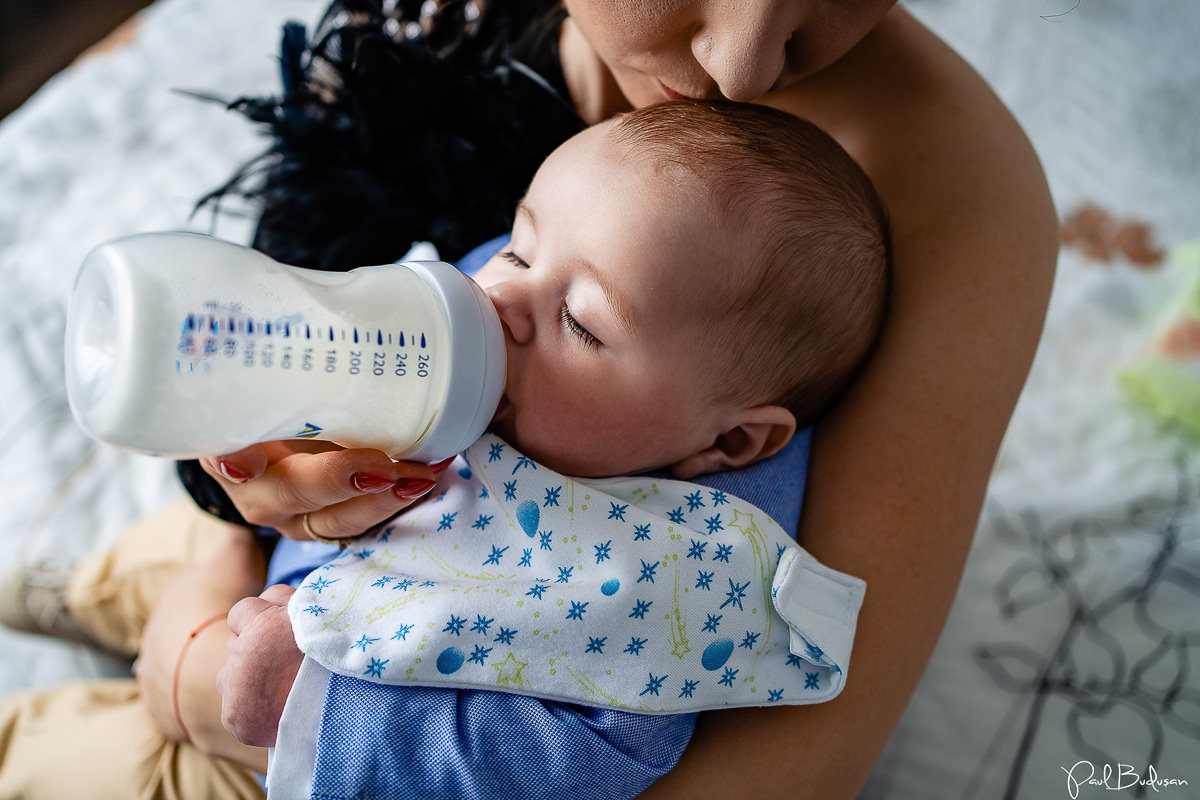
[202,0,583,270]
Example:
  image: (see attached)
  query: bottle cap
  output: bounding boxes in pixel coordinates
[401,261,506,462]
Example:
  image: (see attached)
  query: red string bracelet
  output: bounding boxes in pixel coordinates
[172,612,228,744]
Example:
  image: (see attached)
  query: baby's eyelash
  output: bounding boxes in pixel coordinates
[561,307,600,349]
[499,250,529,269]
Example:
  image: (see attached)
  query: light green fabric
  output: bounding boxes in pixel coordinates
[1119,240,1200,436]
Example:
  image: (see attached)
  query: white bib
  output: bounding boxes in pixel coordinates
[289,434,865,713]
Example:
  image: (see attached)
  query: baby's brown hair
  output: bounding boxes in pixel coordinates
[608,100,890,426]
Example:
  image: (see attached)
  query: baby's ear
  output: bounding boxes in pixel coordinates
[670,405,796,480]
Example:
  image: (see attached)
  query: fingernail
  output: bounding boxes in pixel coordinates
[218,460,250,484]
[430,457,456,474]
[394,478,437,499]
[352,473,397,494]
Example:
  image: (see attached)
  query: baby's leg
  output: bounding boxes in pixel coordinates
[66,496,265,655]
[0,679,265,799]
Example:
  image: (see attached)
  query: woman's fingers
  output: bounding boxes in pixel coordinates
[201,444,270,485]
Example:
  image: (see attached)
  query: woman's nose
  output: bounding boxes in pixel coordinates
[691,11,789,102]
[484,280,534,345]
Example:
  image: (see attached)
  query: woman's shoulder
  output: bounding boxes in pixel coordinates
[767,6,1054,245]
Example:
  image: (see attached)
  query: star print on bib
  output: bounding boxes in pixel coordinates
[289,434,865,714]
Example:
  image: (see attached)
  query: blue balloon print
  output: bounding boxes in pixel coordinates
[701,638,735,671]
[516,500,539,538]
[437,646,466,674]
[458,467,473,479]
[601,578,620,596]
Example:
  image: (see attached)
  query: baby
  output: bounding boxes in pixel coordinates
[242,99,890,798]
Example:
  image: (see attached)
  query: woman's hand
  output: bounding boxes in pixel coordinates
[216,585,304,748]
[200,440,451,542]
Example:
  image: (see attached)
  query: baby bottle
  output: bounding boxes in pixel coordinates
[64,232,506,462]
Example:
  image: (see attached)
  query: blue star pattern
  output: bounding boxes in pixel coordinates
[594,540,612,563]
[482,545,508,566]
[641,673,667,696]
[720,579,750,611]
[287,434,860,716]
[304,576,339,594]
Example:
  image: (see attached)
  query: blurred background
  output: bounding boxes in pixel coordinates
[0,0,151,118]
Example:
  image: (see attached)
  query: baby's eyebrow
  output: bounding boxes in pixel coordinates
[578,256,636,337]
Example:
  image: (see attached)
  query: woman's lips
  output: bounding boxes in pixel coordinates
[658,80,690,101]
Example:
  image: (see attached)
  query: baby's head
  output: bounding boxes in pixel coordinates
[479,100,889,479]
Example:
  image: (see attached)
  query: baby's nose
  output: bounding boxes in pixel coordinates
[484,281,534,345]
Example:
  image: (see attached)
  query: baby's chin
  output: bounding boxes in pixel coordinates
[484,404,634,479]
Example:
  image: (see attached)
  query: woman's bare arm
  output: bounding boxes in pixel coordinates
[641,13,1059,798]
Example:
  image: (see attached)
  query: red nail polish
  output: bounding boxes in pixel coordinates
[352,473,396,493]
[430,457,457,474]
[218,460,250,484]
[394,478,437,499]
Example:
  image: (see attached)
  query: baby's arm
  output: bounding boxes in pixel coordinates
[218,584,694,799]
[217,585,304,747]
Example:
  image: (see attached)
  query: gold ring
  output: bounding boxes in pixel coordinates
[301,512,346,548]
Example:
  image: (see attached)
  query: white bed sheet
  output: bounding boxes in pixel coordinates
[0,0,1197,796]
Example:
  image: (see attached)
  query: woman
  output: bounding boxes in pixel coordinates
[109,0,1057,796]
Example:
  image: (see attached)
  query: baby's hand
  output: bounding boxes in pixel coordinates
[201,440,451,543]
[216,584,303,747]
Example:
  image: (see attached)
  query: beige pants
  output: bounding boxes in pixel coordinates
[0,499,266,800]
